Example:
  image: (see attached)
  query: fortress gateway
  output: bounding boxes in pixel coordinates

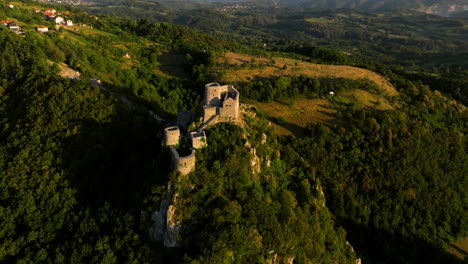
[164,83,240,175]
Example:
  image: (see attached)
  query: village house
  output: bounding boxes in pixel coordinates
[66,20,73,26]
[33,8,40,13]
[54,16,64,24]
[7,4,14,9]
[36,26,48,33]
[45,8,56,14]
[7,22,19,32]
[1,20,13,26]
[42,12,56,20]
[2,20,24,35]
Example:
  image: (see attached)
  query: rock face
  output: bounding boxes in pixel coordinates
[164,204,180,247]
[150,185,181,247]
[266,250,295,264]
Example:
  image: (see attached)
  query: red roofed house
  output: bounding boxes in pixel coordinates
[45,8,56,14]
[42,12,56,20]
[1,20,13,26]
[36,26,48,33]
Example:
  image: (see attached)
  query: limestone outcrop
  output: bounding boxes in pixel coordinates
[150,184,181,247]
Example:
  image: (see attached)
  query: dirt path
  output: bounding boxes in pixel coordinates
[48,60,81,79]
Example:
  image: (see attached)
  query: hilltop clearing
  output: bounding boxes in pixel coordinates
[248,98,336,136]
[221,52,398,96]
[250,89,395,136]
[221,52,398,135]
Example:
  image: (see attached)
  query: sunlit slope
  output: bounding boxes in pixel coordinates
[221,52,399,135]
[221,52,398,96]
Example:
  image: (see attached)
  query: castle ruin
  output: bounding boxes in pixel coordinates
[156,83,240,247]
[202,83,239,124]
[164,126,198,176]
[163,83,239,176]
[190,131,207,149]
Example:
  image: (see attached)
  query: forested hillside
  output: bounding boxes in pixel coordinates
[82,2,468,105]
[0,1,467,263]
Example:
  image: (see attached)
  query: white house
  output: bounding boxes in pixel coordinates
[66,20,73,26]
[36,26,48,33]
[7,22,19,32]
[7,4,14,9]
[54,16,64,24]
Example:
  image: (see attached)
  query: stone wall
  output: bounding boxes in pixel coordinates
[203,106,217,123]
[190,131,207,149]
[219,97,239,121]
[169,146,196,176]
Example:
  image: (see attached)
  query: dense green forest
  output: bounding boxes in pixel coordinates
[0,1,467,263]
[84,3,468,105]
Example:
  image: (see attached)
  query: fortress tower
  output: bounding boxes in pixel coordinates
[169,147,196,176]
[164,126,180,146]
[202,83,240,124]
[163,126,197,176]
[204,83,227,106]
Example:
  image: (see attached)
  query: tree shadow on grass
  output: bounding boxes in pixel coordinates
[266,116,305,136]
[344,222,464,264]
[61,107,170,210]
[157,51,190,79]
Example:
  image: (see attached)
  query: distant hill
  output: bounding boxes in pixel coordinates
[184,0,468,16]
[286,0,468,16]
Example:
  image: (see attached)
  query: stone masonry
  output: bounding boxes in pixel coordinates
[202,82,239,123]
[163,83,239,175]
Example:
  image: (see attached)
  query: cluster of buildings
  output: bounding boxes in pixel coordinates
[32,0,82,6]
[2,6,76,35]
[33,8,74,33]
[215,4,248,12]
[39,8,73,26]
[1,20,26,36]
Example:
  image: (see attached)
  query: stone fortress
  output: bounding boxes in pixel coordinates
[163,83,240,175]
[202,82,240,124]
